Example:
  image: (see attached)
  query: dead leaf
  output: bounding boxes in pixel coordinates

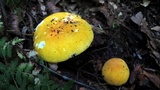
[140,18,160,67]
[143,70,160,89]
[46,1,61,14]
[129,65,142,84]
[92,25,106,34]
[38,0,47,15]
[152,51,160,65]
[27,50,38,58]
[109,1,118,10]
[92,0,105,4]
[138,73,149,86]
[131,12,143,25]
[52,0,61,4]
[140,0,151,7]
[7,14,21,35]
[151,26,160,32]
[32,67,41,76]
[98,5,115,26]
[130,65,160,89]
[49,63,58,70]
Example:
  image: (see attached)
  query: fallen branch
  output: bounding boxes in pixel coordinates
[33,59,98,90]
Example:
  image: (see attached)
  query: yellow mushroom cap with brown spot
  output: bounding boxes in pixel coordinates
[102,58,130,86]
[33,12,94,63]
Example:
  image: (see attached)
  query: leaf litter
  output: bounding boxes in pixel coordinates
[0,0,160,90]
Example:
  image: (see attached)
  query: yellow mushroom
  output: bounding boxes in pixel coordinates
[33,12,94,63]
[102,58,130,86]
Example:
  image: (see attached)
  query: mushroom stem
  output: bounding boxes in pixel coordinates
[48,63,58,70]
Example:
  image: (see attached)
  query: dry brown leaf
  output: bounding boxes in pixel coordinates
[98,5,114,27]
[7,14,21,35]
[140,18,160,67]
[143,70,160,89]
[129,65,142,84]
[152,51,160,65]
[46,1,61,14]
[130,65,160,89]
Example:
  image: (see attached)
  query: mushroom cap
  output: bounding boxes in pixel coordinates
[33,12,94,63]
[102,58,130,86]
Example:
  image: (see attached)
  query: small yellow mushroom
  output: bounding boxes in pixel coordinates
[102,58,130,86]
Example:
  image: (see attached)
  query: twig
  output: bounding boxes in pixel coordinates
[26,13,34,34]
[37,62,98,90]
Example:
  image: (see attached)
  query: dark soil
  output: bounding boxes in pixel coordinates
[0,0,160,90]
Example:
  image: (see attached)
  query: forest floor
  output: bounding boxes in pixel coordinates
[0,0,160,90]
